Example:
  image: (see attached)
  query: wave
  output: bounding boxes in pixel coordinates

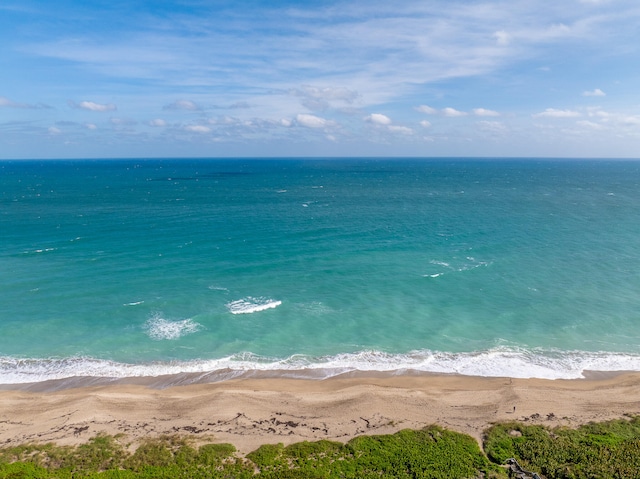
[144,315,201,340]
[226,297,282,314]
[423,257,491,278]
[21,247,57,255]
[2,347,640,385]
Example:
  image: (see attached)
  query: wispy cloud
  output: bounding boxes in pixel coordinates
[184,125,211,133]
[582,88,606,97]
[25,1,625,109]
[416,106,498,117]
[493,30,511,46]
[477,120,508,134]
[415,105,438,115]
[576,120,605,130]
[3,0,640,157]
[69,100,117,112]
[290,85,359,111]
[0,96,51,109]
[164,100,200,111]
[533,108,581,118]
[473,108,500,117]
[442,108,467,117]
[388,125,413,135]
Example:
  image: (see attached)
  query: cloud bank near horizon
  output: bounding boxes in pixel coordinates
[1,0,639,158]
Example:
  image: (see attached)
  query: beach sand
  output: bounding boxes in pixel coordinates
[1,372,639,454]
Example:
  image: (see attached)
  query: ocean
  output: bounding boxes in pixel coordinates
[2,158,640,385]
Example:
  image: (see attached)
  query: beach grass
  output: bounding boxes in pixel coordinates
[2,417,640,478]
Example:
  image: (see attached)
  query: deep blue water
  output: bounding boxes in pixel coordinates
[2,158,640,383]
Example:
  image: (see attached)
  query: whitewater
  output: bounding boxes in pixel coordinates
[2,158,640,385]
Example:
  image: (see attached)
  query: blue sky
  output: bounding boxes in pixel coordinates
[1,0,639,158]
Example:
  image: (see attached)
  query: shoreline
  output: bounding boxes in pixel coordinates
[2,371,640,455]
[0,366,632,393]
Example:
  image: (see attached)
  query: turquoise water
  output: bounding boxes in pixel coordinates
[2,158,640,383]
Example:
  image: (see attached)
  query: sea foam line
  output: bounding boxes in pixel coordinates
[2,348,640,384]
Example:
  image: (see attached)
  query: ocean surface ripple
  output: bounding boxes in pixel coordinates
[2,158,640,384]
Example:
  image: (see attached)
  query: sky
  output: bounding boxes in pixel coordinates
[1,0,640,159]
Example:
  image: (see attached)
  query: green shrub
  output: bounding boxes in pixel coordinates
[484,416,640,479]
[0,462,51,479]
[13,419,639,479]
[246,427,504,478]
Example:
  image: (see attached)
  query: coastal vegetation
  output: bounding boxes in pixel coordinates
[1,417,639,478]
[484,415,640,478]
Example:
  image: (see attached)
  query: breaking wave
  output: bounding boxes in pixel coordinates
[2,347,640,385]
[226,297,282,314]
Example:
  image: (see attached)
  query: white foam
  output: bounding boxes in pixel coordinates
[144,314,201,340]
[208,285,229,291]
[3,348,640,385]
[124,301,144,306]
[426,257,491,277]
[430,260,450,267]
[226,297,282,315]
[23,247,57,254]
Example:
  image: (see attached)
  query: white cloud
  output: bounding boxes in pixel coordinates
[48,126,61,134]
[184,125,211,133]
[477,120,507,133]
[584,110,640,129]
[493,30,511,46]
[296,113,330,128]
[110,117,137,126]
[576,120,605,130]
[416,105,437,115]
[164,100,200,111]
[6,1,640,157]
[473,108,500,117]
[366,113,392,125]
[291,85,359,111]
[85,123,97,130]
[618,116,640,126]
[587,108,609,118]
[442,107,467,117]
[72,100,117,112]
[582,88,605,97]
[388,125,413,134]
[533,108,581,118]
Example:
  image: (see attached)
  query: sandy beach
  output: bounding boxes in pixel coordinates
[1,372,639,455]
